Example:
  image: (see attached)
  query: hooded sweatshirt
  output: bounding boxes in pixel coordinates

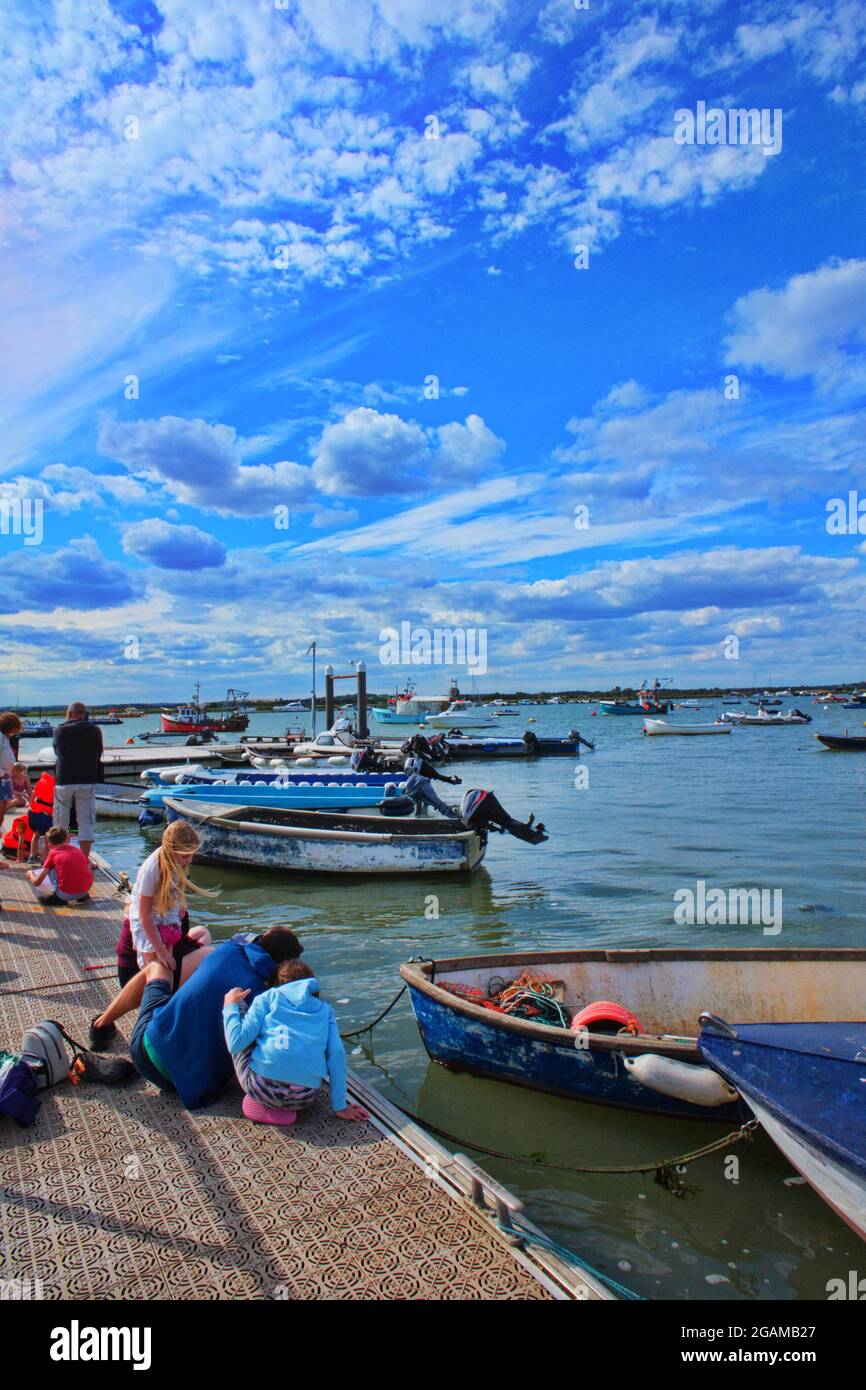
[223,976,347,1111]
[146,934,276,1108]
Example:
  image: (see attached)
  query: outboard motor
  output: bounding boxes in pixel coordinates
[459,788,548,844]
[351,746,386,773]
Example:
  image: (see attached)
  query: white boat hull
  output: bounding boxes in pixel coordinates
[643,719,731,737]
[746,1095,866,1243]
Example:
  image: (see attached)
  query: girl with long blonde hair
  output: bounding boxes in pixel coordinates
[129,819,218,972]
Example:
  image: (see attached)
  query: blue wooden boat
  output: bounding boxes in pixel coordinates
[400,948,866,1121]
[165,798,485,875]
[699,1017,866,1242]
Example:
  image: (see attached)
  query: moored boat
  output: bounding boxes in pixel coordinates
[164,797,486,874]
[425,699,494,728]
[815,732,866,750]
[699,1017,866,1243]
[161,683,250,734]
[143,780,408,813]
[94,781,148,819]
[642,718,731,737]
[400,948,866,1121]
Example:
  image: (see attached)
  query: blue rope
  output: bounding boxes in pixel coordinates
[502,1223,644,1300]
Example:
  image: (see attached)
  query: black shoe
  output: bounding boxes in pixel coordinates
[89,1016,117,1051]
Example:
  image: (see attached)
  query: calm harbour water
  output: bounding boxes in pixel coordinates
[35,699,864,1301]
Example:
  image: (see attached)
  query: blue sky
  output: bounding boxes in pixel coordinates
[1,0,865,701]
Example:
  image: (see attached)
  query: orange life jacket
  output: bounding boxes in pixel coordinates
[30,772,54,816]
[3,814,33,850]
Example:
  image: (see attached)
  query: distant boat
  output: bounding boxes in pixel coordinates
[163,797,485,875]
[19,718,54,737]
[91,711,124,725]
[272,701,307,712]
[642,719,731,737]
[425,699,494,728]
[161,683,249,734]
[722,709,811,726]
[699,1016,866,1243]
[401,947,866,1121]
[816,733,866,751]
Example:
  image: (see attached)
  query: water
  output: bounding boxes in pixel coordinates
[41,699,865,1301]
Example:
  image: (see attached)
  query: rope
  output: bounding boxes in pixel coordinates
[340,986,407,1038]
[0,972,116,998]
[390,1104,760,1193]
[500,1225,643,1300]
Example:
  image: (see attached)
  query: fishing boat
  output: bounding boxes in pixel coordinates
[642,719,731,737]
[815,733,866,751]
[600,678,674,716]
[425,699,494,728]
[163,798,486,874]
[699,1017,866,1242]
[161,683,250,734]
[94,782,148,820]
[400,948,866,1121]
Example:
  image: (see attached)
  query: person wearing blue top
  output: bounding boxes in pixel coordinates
[223,959,368,1128]
[127,927,304,1109]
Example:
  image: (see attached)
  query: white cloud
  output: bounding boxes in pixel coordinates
[310,406,504,496]
[724,258,866,390]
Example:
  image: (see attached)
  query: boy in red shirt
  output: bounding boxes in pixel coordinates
[26,827,93,904]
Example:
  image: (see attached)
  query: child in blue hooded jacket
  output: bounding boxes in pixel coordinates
[223,960,368,1127]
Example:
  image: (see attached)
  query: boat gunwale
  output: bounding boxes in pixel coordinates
[400,947,866,1058]
[165,797,480,844]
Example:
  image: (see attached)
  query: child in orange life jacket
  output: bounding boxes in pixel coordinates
[2,814,33,862]
[26,771,54,863]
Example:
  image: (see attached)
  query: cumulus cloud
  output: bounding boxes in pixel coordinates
[122,519,228,571]
[724,258,866,390]
[310,407,504,496]
[0,537,136,613]
[98,415,315,516]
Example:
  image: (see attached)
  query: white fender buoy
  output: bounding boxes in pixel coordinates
[327,755,349,766]
[295,757,315,767]
[624,1054,739,1107]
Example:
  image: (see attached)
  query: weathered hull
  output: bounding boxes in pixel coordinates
[402,949,866,1122]
[144,783,404,811]
[164,799,485,875]
[94,782,145,819]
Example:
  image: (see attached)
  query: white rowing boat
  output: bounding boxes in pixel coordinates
[642,719,731,737]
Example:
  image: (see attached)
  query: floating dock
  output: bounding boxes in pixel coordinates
[0,851,608,1300]
[21,744,247,782]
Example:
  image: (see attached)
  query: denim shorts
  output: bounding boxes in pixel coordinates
[0,776,12,800]
[130,979,174,1090]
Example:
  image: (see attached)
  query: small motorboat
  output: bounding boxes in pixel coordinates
[19,718,54,738]
[642,719,731,737]
[94,782,147,819]
[401,947,866,1121]
[721,709,811,726]
[444,730,591,758]
[425,699,494,728]
[699,1016,866,1243]
[142,780,408,813]
[163,798,485,875]
[815,733,866,751]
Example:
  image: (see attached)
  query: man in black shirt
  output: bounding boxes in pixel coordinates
[53,702,103,860]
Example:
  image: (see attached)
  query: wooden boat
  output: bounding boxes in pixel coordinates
[816,733,866,751]
[642,718,731,737]
[400,948,866,1121]
[164,797,485,875]
[699,1017,866,1242]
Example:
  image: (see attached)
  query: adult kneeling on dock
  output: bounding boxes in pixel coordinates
[92,926,309,1108]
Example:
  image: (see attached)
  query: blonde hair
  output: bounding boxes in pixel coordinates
[153,819,218,916]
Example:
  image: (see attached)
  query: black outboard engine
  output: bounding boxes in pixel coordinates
[351,746,387,773]
[790,708,811,723]
[459,789,548,844]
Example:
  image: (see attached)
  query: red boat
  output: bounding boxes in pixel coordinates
[160,684,250,734]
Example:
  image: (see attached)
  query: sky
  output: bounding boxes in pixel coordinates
[1,0,865,702]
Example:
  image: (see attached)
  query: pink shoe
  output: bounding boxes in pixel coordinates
[242,1095,297,1126]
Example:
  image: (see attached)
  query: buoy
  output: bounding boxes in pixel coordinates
[571,1001,645,1035]
[624,1054,739,1108]
[295,757,315,767]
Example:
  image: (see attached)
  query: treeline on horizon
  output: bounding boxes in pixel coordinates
[9,682,863,716]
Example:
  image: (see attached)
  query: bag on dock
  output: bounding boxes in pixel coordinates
[19,1020,134,1089]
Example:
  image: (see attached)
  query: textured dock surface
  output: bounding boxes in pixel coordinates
[0,855,595,1301]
